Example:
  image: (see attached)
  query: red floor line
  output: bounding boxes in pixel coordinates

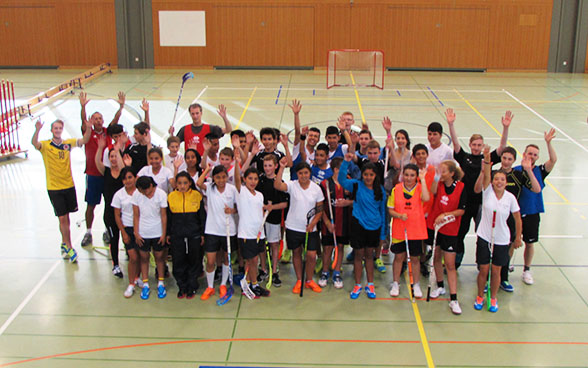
[2,338,587,367]
[375,297,450,301]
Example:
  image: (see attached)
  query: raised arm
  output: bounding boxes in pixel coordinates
[338,153,356,192]
[94,136,107,175]
[231,134,246,166]
[419,169,430,202]
[521,156,541,193]
[482,145,492,190]
[140,98,150,126]
[240,139,258,172]
[496,111,513,156]
[79,92,89,133]
[217,104,232,134]
[446,108,460,154]
[196,164,212,192]
[234,150,242,192]
[31,120,43,150]
[78,120,92,147]
[280,133,293,168]
[289,99,302,146]
[200,139,211,170]
[337,116,352,149]
[273,156,289,192]
[544,128,557,173]
[109,91,126,126]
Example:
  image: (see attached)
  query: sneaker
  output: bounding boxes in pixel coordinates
[413,283,423,298]
[350,284,362,299]
[449,300,462,315]
[272,273,282,287]
[112,265,123,278]
[123,285,134,298]
[157,284,167,299]
[185,289,196,299]
[489,298,499,313]
[200,287,215,300]
[314,258,323,274]
[60,243,68,258]
[500,281,514,292]
[318,272,329,288]
[473,296,484,310]
[257,269,268,282]
[381,248,390,256]
[233,272,244,285]
[429,287,446,299]
[509,264,515,273]
[389,281,399,297]
[333,273,343,289]
[140,285,150,300]
[177,289,186,299]
[81,233,92,247]
[522,270,534,285]
[365,283,376,299]
[253,285,270,297]
[305,280,322,293]
[280,249,292,263]
[292,280,302,294]
[219,285,227,298]
[375,258,386,273]
[134,279,144,288]
[102,230,110,244]
[67,248,78,263]
[346,250,355,262]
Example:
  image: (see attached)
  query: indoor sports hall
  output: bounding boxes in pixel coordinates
[1,1,588,367]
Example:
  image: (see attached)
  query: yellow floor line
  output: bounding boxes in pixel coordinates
[404,273,435,368]
[235,87,257,131]
[349,72,367,125]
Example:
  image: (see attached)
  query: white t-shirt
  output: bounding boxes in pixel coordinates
[181,168,200,185]
[138,165,174,193]
[292,142,315,164]
[131,187,168,238]
[425,142,454,169]
[164,153,186,172]
[111,187,136,227]
[204,183,239,236]
[237,188,265,239]
[477,185,520,245]
[284,180,324,232]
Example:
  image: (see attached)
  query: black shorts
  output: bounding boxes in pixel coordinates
[350,216,380,249]
[390,240,423,256]
[48,187,78,217]
[204,234,237,253]
[239,238,264,260]
[286,228,320,252]
[522,213,540,243]
[426,228,461,253]
[139,237,166,252]
[476,237,509,266]
[123,227,138,251]
[321,232,349,246]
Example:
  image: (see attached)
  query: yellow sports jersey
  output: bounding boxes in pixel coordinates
[387,185,418,244]
[40,139,78,190]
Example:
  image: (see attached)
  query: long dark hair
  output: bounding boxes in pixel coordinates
[184,148,202,175]
[361,162,383,201]
[175,171,197,190]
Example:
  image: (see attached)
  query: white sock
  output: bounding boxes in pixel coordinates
[85,229,91,235]
[221,264,230,285]
[206,271,215,288]
[158,280,164,287]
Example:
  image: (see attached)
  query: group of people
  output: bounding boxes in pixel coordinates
[33,92,557,314]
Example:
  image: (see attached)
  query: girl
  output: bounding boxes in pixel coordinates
[394,129,412,171]
[167,172,206,299]
[196,164,238,301]
[388,164,430,298]
[235,163,271,297]
[427,160,467,314]
[474,146,522,312]
[132,176,168,300]
[138,147,175,193]
[95,136,126,278]
[339,153,387,299]
[112,167,141,298]
[182,148,202,184]
[274,158,324,294]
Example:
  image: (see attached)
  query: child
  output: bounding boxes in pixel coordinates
[252,128,292,173]
[425,122,453,169]
[311,143,333,185]
[181,148,202,184]
[319,157,352,289]
[354,129,373,160]
[427,160,467,314]
[124,121,152,173]
[274,158,324,294]
[339,153,387,299]
[200,132,221,169]
[138,147,175,193]
[112,168,140,298]
[255,155,288,286]
[132,176,168,300]
[196,164,239,300]
[325,121,351,162]
[235,163,271,297]
[167,172,206,299]
[388,164,430,298]
[164,136,185,172]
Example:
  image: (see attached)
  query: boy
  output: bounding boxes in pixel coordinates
[311,143,333,185]
[325,123,351,162]
[425,122,453,169]
[124,121,152,173]
[252,128,292,173]
[200,132,221,169]
[289,100,320,179]
[164,136,185,172]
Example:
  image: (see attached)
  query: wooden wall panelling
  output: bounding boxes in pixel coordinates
[349,5,390,53]
[213,5,314,66]
[487,3,552,70]
[152,2,214,67]
[314,4,351,67]
[0,6,57,66]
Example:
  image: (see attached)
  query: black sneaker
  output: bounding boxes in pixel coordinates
[185,289,196,299]
[420,263,429,277]
[177,289,186,299]
[272,273,282,287]
[81,233,92,247]
[257,269,268,282]
[252,284,270,297]
[112,265,123,278]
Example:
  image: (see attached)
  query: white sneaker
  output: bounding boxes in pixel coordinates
[134,278,144,288]
[522,271,534,285]
[413,283,423,298]
[389,281,399,297]
[124,285,135,298]
[429,287,446,299]
[449,300,462,315]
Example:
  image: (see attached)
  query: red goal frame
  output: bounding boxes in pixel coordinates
[326,49,384,89]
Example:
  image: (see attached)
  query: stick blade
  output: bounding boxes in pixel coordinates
[182,72,194,82]
[240,278,256,300]
[216,285,234,306]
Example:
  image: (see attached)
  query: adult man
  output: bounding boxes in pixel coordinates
[169,103,232,156]
[514,129,557,285]
[425,121,453,169]
[32,119,92,262]
[447,108,510,268]
[79,91,125,247]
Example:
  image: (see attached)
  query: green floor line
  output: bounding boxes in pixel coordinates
[225,292,244,363]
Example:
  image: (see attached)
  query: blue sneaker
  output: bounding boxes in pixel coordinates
[500,281,514,292]
[140,285,150,300]
[60,243,68,258]
[350,284,362,299]
[489,299,499,313]
[67,248,78,263]
[375,258,386,273]
[157,284,167,299]
[365,283,376,299]
[346,250,355,262]
[473,296,484,310]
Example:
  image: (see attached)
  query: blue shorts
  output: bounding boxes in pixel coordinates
[85,174,104,205]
